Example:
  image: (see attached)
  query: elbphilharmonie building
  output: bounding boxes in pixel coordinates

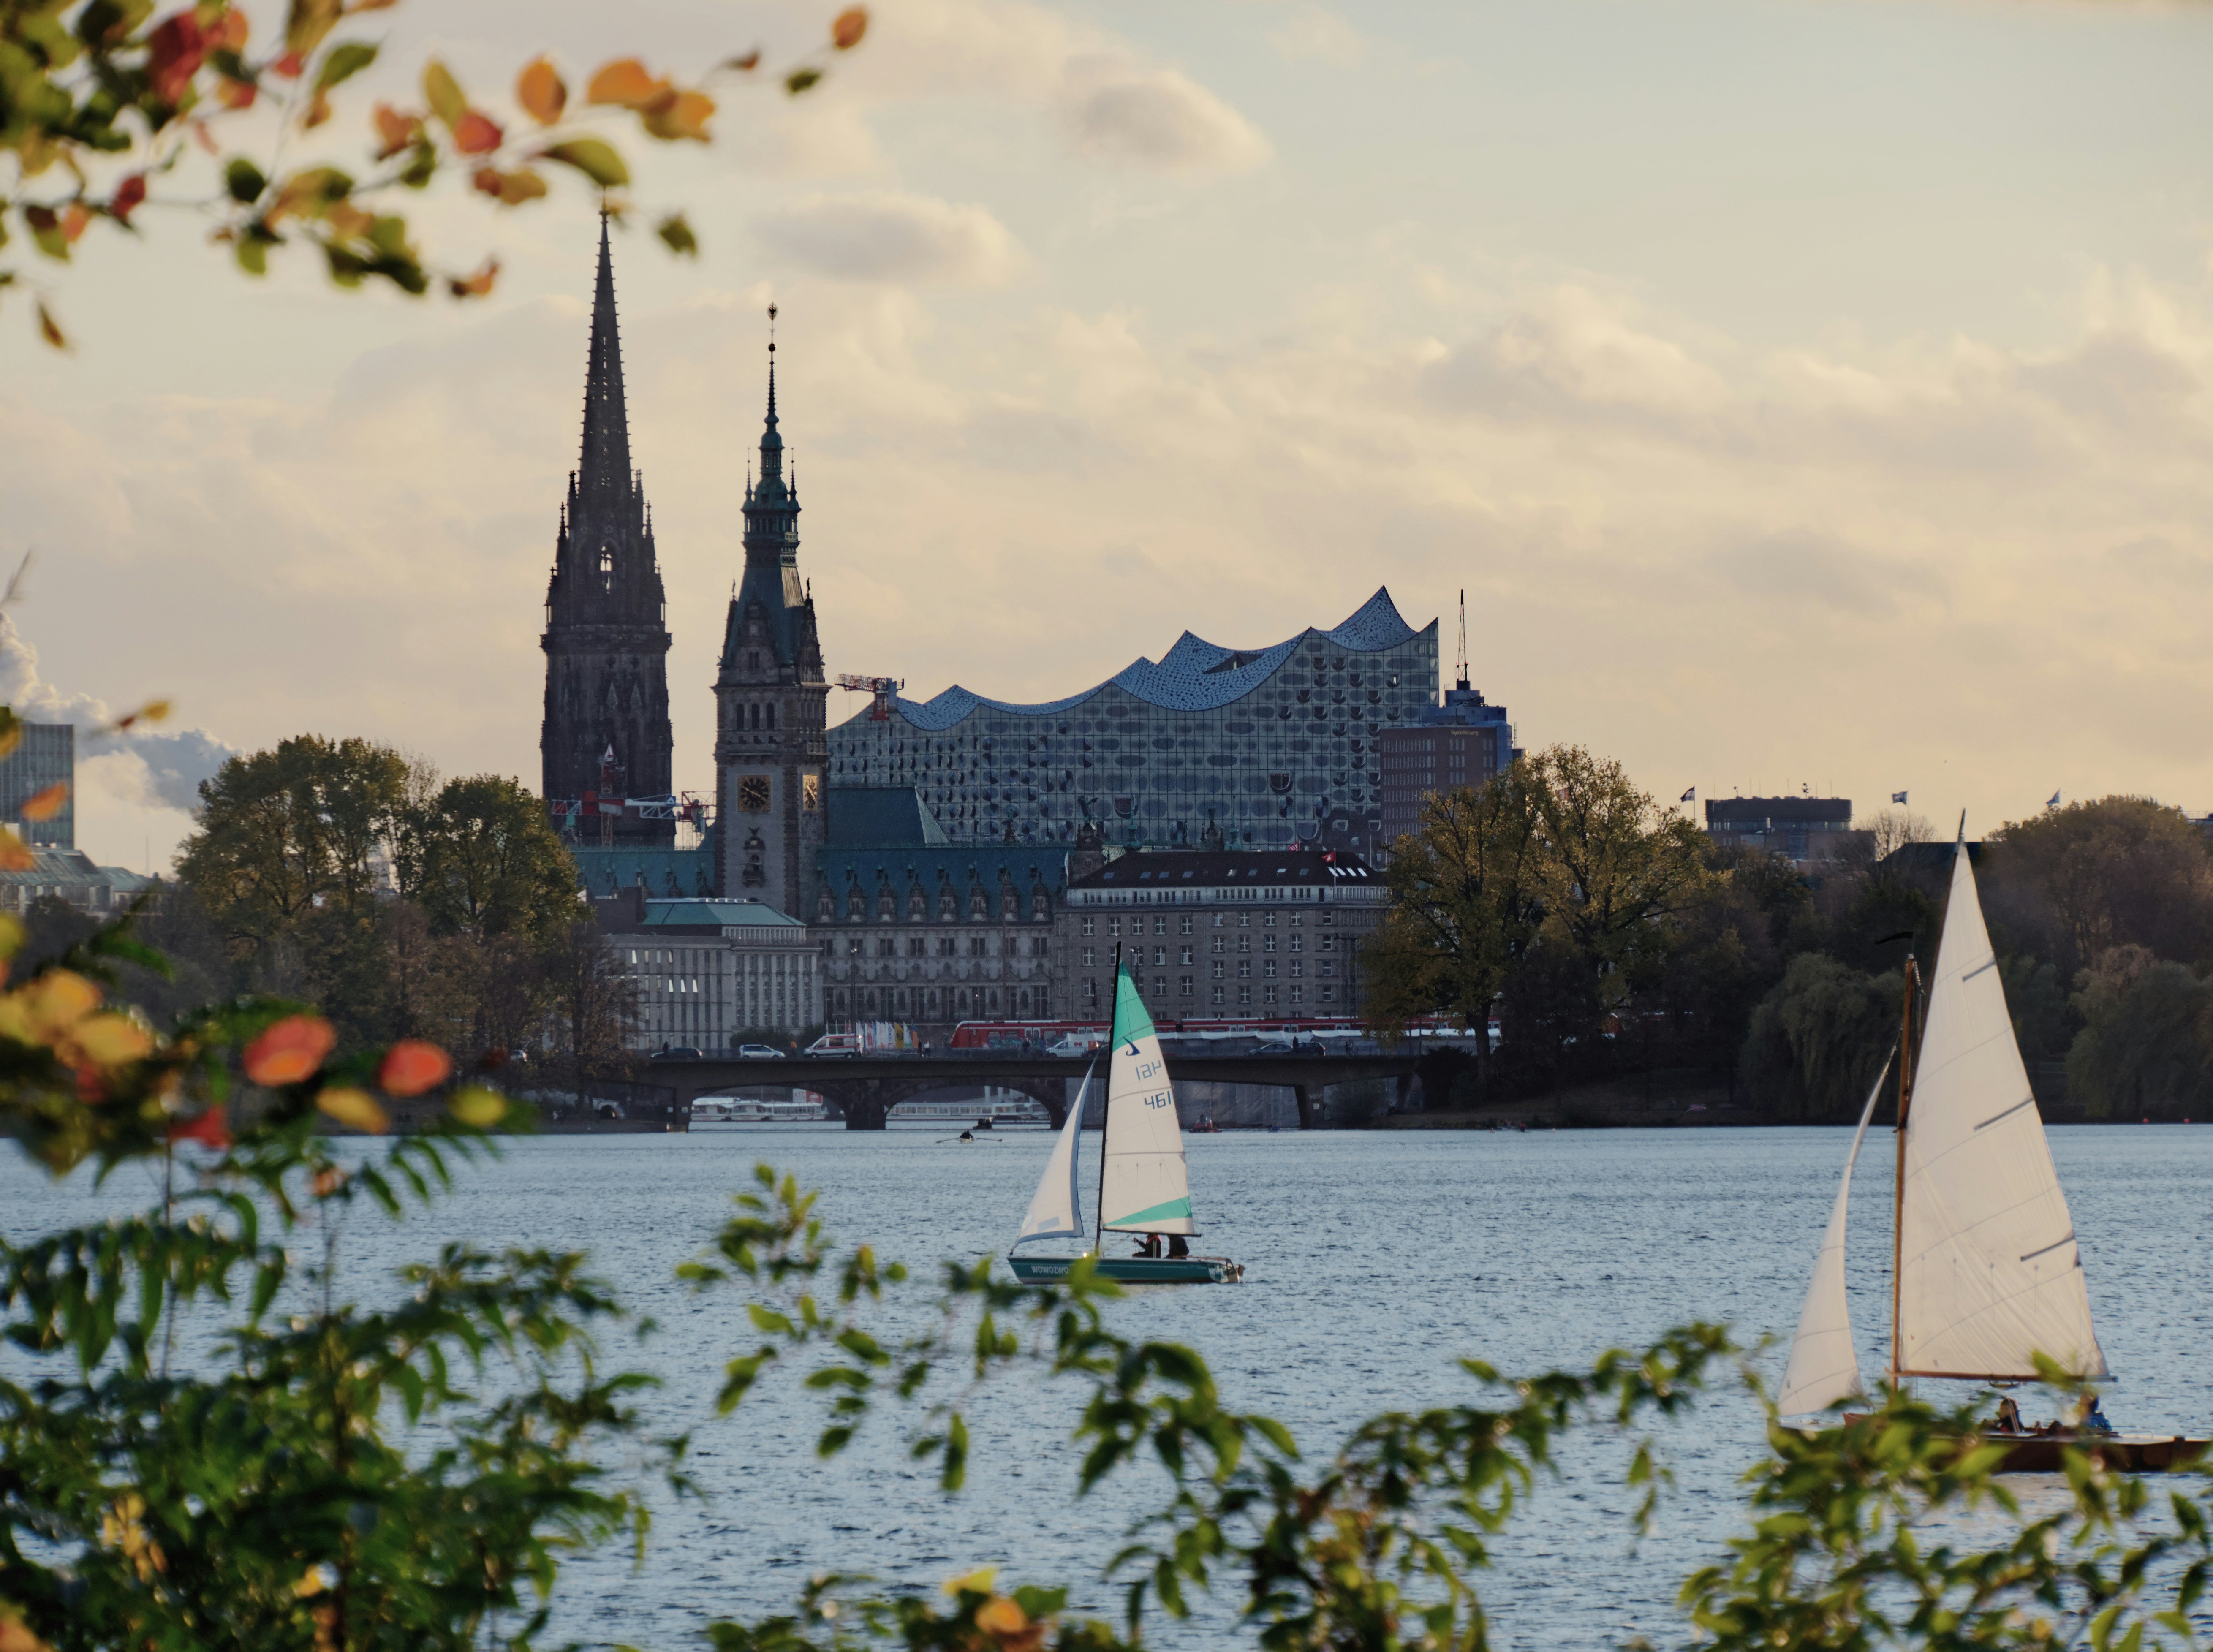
[825,589,1439,857]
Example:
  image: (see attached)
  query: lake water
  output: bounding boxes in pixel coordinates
[7,1123,2212,1648]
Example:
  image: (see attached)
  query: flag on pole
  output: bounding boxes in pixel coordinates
[2047,790,2061,810]
[1891,791,1908,804]
[1680,786,1695,803]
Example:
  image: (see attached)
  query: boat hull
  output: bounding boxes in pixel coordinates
[1008,1253,1243,1285]
[1837,1417,2206,1474]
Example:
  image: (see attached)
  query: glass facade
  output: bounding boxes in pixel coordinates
[0,717,73,850]
[826,589,1438,856]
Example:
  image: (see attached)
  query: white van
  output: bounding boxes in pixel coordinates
[804,1032,861,1058]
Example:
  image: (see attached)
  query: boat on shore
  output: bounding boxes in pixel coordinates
[1007,950,1243,1286]
[1781,835,2205,1473]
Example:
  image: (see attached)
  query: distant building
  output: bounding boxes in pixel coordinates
[1375,687,1520,853]
[1052,848,1386,1025]
[1705,796,1866,869]
[0,715,74,850]
[0,849,158,916]
[594,890,820,1052]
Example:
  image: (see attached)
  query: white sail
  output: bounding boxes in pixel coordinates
[1897,842,2108,1380]
[1098,963,1196,1236]
[1012,1062,1093,1248]
[1778,1050,1892,1416]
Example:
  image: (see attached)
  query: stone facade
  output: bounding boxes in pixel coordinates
[826,591,1438,859]
[595,890,821,1052]
[1052,848,1387,1027]
[713,331,829,919]
[540,217,674,845]
[815,788,1060,1041]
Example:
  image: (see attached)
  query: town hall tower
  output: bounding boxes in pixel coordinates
[540,217,675,845]
[714,313,828,912]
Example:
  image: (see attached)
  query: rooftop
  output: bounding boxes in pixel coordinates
[874,588,1426,731]
[1074,849,1376,888]
[826,787,951,848]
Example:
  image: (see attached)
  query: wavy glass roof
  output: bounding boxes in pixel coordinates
[889,588,1421,732]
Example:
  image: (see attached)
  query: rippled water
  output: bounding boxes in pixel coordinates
[8,1124,2212,1649]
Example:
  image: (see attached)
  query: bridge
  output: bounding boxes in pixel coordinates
[650,1049,1474,1130]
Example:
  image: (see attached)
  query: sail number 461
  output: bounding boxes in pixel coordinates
[1143,1090,1172,1110]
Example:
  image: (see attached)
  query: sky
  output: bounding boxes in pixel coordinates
[7,0,2213,872]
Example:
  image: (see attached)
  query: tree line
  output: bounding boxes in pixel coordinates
[24,735,636,1101]
[1363,748,2213,1121]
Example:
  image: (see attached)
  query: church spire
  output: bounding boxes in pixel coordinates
[577,211,633,498]
[759,302,784,487]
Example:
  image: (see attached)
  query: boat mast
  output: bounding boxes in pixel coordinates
[1889,951,1919,1386]
[1093,943,1120,1258]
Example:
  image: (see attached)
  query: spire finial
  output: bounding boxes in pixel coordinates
[758,302,785,480]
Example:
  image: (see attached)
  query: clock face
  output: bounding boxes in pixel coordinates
[738,776,771,812]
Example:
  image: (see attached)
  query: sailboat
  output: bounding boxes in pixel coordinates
[1781,837,2204,1472]
[1007,953,1244,1285]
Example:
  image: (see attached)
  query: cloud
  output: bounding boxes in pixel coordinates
[0,613,234,815]
[1270,6,1367,64]
[1061,57,1272,174]
[752,193,1027,288]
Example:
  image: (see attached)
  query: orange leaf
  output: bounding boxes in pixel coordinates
[642,88,715,141]
[448,258,499,298]
[0,827,34,868]
[111,174,147,223]
[372,103,420,160]
[61,206,90,244]
[168,1108,232,1150]
[517,56,566,124]
[723,49,761,72]
[311,1165,346,1197]
[452,109,503,154]
[470,167,546,206]
[832,7,868,50]
[273,49,304,79]
[975,1598,1028,1636]
[20,782,67,821]
[244,1014,336,1086]
[587,58,669,110]
[217,76,257,110]
[211,8,250,51]
[378,1038,452,1097]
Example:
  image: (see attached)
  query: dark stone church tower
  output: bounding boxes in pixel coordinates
[714,314,828,912]
[540,217,674,845]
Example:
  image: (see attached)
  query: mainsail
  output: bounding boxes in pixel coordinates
[1778,1050,1893,1416]
[1897,842,2107,1380]
[1012,1062,1093,1249]
[1098,963,1196,1235]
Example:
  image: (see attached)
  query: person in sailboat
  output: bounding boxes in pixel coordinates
[2083,1395,2117,1437]
[1132,1233,1161,1258]
[1993,1397,2024,1435]
[1167,1234,1190,1259]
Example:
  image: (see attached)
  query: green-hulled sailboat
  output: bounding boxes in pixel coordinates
[1007,953,1244,1285]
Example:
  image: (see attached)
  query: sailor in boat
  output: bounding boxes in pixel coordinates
[2083,1395,2117,1437]
[1167,1234,1190,1259]
[1992,1397,2025,1435]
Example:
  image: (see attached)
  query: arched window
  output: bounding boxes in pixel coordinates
[766,703,777,730]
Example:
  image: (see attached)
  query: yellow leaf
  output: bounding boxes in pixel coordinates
[539,139,629,188]
[943,1567,998,1597]
[36,302,67,352]
[976,1598,1028,1635]
[0,1614,49,1652]
[0,912,26,961]
[517,56,565,124]
[447,257,500,298]
[73,1013,154,1068]
[587,58,669,110]
[19,782,67,821]
[642,89,715,142]
[447,1085,508,1128]
[19,971,98,1035]
[0,829,32,872]
[315,1087,389,1134]
[422,59,466,129]
[832,7,868,50]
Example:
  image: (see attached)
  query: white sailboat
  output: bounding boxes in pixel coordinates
[1008,953,1243,1285]
[1780,838,2201,1470]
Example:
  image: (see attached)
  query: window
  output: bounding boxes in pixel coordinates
[1211,986,1225,1007]
[1179,946,1193,965]
[1178,915,1193,935]
[1211,936,1224,955]
[1319,934,1334,953]
[1083,978,1097,1002]
[877,939,894,957]
[1264,960,1277,980]
[1109,918,1121,939]
[1320,959,1334,978]
[1179,976,1193,998]
[1082,947,1096,967]
[1153,975,1167,998]
[1210,961,1223,980]
[1263,986,1278,1006]
[1264,935,1277,954]
[1320,985,1335,1004]
[1289,933,1303,953]
[1289,960,1303,978]
[1154,916,1168,937]
[1237,959,1250,979]
[1154,946,1167,966]
[1237,935,1250,954]
[1239,914,1251,929]
[1290,913,1302,928]
[1320,913,1335,928]
[1264,913,1277,929]
[1238,985,1252,1006]
[766,703,777,730]
[1212,913,1224,928]
[1082,916,1096,937]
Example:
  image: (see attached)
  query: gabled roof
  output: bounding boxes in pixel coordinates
[878,588,1426,731]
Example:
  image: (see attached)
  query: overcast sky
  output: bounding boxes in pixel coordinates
[7,0,2213,870]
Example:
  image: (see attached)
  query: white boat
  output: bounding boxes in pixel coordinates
[1006,952,1242,1285]
[1780,837,2203,1471]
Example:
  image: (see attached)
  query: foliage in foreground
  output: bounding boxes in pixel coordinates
[5,910,2213,1651]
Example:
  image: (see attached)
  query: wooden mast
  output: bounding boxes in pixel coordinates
[1093,943,1120,1258]
[1890,952,1919,1386]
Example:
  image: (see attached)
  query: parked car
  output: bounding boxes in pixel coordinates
[648,1046,704,1062]
[804,1032,861,1058]
[737,1043,783,1060]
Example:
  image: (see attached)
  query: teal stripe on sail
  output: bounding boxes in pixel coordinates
[1107,1195,1193,1230]
[1113,963,1155,1049]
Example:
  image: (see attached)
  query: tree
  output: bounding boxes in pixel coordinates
[2065,947,2213,1121]
[402,774,576,943]
[1,0,869,346]
[1739,952,1904,1122]
[1528,744,1713,1040]
[541,918,636,1117]
[1360,767,1547,1098]
[1982,797,2213,983]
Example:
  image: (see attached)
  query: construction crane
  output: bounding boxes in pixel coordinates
[835,674,904,721]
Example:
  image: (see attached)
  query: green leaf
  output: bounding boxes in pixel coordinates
[225,158,267,204]
[785,68,823,95]
[540,139,629,188]
[656,212,697,257]
[315,41,378,93]
[422,59,466,129]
